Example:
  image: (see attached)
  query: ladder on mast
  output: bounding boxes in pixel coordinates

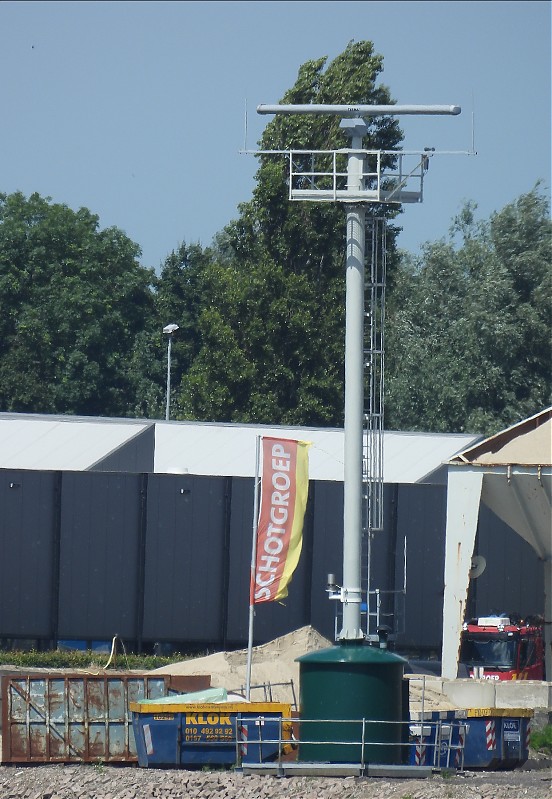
[362,217,387,640]
[362,217,407,641]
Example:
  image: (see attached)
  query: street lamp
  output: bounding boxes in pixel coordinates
[163,323,179,421]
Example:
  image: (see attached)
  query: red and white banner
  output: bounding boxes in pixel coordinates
[250,437,310,604]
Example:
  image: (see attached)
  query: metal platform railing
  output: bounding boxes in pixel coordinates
[233,714,467,772]
[285,148,429,204]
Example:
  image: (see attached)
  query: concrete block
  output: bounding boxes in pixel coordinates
[442,678,496,708]
[495,680,552,710]
[405,675,444,693]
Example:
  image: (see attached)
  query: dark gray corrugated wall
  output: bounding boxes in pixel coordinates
[468,504,545,621]
[0,470,59,639]
[309,480,344,641]
[91,424,155,473]
[57,472,143,640]
[141,474,228,643]
[394,484,448,651]
[0,468,544,652]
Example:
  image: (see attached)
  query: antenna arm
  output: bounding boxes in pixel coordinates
[257,104,461,117]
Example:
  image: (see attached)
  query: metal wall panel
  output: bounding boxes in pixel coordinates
[469,504,544,620]
[309,480,344,641]
[361,485,401,637]
[57,473,143,640]
[141,475,227,643]
[310,483,400,643]
[1,672,210,763]
[0,469,544,654]
[392,485,544,652]
[0,470,58,638]
[395,484,448,651]
[224,477,252,643]
[91,425,155,474]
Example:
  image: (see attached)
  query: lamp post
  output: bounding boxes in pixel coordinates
[163,323,179,421]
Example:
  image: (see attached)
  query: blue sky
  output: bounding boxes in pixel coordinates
[1,1,550,270]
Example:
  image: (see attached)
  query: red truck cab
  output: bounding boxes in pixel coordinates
[459,615,545,680]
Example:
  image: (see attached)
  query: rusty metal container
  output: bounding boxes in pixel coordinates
[1,671,209,763]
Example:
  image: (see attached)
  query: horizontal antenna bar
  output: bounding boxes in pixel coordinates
[257,104,461,116]
[240,148,473,156]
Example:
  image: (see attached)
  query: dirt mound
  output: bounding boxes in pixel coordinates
[152,626,460,710]
[152,625,332,704]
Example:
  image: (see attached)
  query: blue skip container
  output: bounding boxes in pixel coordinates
[408,708,533,770]
[462,708,532,770]
[408,712,466,768]
[129,701,292,768]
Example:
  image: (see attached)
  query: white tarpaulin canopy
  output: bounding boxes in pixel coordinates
[441,408,552,679]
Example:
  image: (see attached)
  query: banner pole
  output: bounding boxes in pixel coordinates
[245,434,261,700]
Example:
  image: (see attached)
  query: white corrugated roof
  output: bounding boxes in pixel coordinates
[0,414,151,471]
[154,421,480,483]
[0,413,480,483]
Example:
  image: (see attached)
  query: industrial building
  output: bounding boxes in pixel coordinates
[0,412,546,663]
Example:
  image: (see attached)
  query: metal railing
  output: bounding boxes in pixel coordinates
[231,679,297,710]
[232,714,467,771]
[286,149,428,204]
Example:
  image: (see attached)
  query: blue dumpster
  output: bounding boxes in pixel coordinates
[409,708,533,770]
[408,711,466,768]
[129,701,293,768]
[462,708,532,770]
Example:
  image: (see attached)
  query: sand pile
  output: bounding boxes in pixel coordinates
[153,626,456,710]
[152,626,331,704]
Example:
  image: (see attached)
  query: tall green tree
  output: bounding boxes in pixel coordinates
[174,41,404,425]
[175,251,344,424]
[244,42,403,279]
[0,191,156,417]
[385,186,552,434]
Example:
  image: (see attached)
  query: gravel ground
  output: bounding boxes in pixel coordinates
[0,762,551,799]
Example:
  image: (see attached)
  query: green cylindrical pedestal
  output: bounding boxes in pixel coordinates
[296,643,406,764]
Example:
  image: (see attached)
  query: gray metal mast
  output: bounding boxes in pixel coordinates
[340,118,369,640]
[256,102,461,642]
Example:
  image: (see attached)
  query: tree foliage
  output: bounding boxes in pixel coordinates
[0,43,548,438]
[175,41,404,426]
[0,191,156,417]
[175,253,344,425]
[385,186,551,434]
[235,41,403,282]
